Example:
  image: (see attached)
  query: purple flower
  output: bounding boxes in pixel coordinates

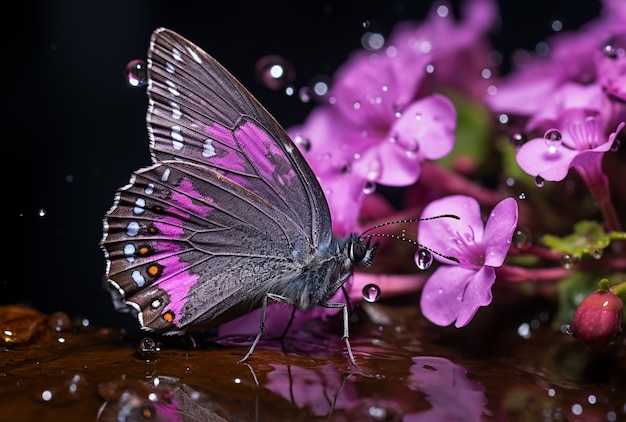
[485,0,626,126]
[515,106,625,183]
[388,0,499,100]
[287,1,501,234]
[288,67,456,233]
[418,195,518,327]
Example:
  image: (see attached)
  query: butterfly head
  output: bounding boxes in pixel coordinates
[349,235,377,268]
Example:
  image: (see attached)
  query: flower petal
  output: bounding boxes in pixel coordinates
[391,94,457,161]
[418,195,484,265]
[482,197,518,267]
[420,265,495,327]
[515,137,578,181]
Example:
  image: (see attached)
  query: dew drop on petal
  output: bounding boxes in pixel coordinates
[362,284,381,303]
[602,42,619,59]
[518,192,526,200]
[255,55,295,90]
[534,175,545,188]
[404,139,420,158]
[361,181,375,195]
[366,159,382,181]
[125,59,147,87]
[339,161,352,174]
[38,208,47,218]
[544,129,562,153]
[414,248,433,270]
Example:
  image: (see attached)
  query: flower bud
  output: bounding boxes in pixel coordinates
[570,290,623,348]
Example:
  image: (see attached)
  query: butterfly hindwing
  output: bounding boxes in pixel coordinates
[103,160,311,331]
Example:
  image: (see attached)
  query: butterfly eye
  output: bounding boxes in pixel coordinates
[350,241,367,262]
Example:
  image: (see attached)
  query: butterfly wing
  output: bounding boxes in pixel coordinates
[101,28,333,332]
[146,28,331,242]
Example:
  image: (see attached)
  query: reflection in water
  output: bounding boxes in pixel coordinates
[94,356,489,421]
[405,356,490,421]
[264,363,357,417]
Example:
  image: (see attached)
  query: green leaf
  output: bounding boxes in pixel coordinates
[540,220,626,260]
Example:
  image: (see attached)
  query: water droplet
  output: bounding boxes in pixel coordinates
[414,248,433,270]
[125,59,147,87]
[309,77,330,99]
[363,181,376,194]
[534,175,545,188]
[339,161,352,174]
[518,192,526,200]
[293,134,311,152]
[353,101,361,110]
[366,159,382,181]
[404,139,419,158]
[589,248,603,260]
[512,227,532,250]
[48,311,71,332]
[38,208,47,218]
[602,43,619,59]
[498,113,509,124]
[255,55,295,90]
[544,129,562,153]
[133,337,161,362]
[561,324,574,336]
[560,253,574,269]
[362,284,381,303]
[298,86,312,103]
[510,132,527,149]
[362,20,371,29]
[361,32,385,51]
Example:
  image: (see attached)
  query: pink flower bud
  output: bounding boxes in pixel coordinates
[570,290,623,348]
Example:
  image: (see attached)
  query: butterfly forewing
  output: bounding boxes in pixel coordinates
[146,28,332,248]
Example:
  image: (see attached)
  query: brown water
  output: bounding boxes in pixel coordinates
[2,296,625,422]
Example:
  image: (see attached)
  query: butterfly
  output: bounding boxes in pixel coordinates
[100,27,378,369]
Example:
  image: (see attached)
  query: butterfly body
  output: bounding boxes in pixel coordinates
[101,28,376,364]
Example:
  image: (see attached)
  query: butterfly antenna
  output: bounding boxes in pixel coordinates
[361,214,461,263]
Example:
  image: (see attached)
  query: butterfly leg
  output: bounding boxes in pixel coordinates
[320,300,363,372]
[238,292,294,364]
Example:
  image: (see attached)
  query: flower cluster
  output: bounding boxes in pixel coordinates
[225,0,626,343]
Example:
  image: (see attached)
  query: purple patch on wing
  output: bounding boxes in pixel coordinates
[236,122,296,188]
[155,177,213,325]
[204,123,250,187]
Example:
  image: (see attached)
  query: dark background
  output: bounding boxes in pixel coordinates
[4,0,601,329]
